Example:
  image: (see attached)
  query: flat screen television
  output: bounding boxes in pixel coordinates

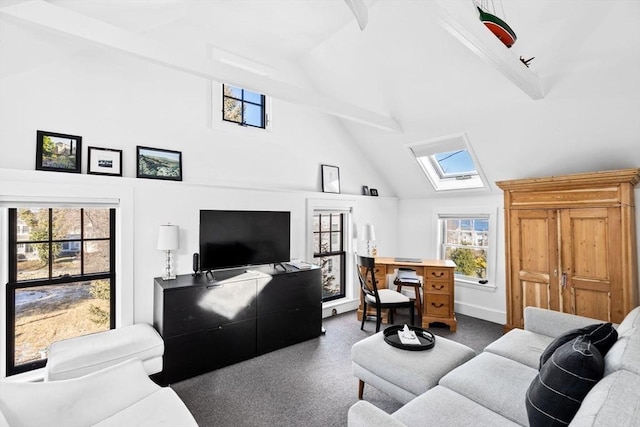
[199,210,291,271]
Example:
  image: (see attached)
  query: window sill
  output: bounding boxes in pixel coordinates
[455,278,497,292]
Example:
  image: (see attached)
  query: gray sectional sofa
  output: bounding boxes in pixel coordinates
[348,306,640,426]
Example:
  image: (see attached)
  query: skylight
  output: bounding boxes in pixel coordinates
[408,134,487,192]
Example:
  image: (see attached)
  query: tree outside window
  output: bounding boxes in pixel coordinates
[7,207,115,375]
[441,217,489,280]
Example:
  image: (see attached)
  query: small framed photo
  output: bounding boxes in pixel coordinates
[362,185,369,196]
[88,147,122,176]
[321,164,340,194]
[136,146,182,181]
[36,130,82,173]
[370,188,379,196]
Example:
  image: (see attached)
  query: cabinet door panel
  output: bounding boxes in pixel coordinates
[561,208,621,322]
[162,280,256,337]
[257,269,321,315]
[509,210,559,328]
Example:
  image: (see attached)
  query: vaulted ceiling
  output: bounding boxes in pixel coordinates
[1,0,639,198]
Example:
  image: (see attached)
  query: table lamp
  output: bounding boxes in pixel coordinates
[158,224,179,280]
[362,223,377,257]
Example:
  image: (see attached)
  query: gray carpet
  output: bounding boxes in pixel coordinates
[170,311,504,427]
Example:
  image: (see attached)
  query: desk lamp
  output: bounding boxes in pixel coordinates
[362,223,377,257]
[157,224,179,280]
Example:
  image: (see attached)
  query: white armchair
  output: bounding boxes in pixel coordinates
[0,359,197,427]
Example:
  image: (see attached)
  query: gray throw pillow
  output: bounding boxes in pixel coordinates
[526,335,604,426]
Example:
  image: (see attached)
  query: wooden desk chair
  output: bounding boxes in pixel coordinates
[394,268,422,315]
[356,254,415,332]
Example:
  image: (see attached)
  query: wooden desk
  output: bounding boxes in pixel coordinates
[357,257,457,331]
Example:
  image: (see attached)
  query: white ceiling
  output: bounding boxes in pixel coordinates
[1,0,639,198]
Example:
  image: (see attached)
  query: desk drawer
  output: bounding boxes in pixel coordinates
[425,268,452,282]
[374,267,387,289]
[425,294,450,317]
[425,281,451,294]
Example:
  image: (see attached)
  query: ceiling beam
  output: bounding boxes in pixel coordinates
[0,0,402,133]
[430,1,544,100]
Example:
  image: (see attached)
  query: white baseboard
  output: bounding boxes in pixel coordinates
[454,301,505,325]
[322,298,360,318]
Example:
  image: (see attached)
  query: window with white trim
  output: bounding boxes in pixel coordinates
[439,215,490,284]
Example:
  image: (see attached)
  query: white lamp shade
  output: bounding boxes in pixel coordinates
[362,223,376,241]
[157,224,179,250]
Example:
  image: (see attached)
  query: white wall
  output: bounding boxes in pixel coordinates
[397,193,507,324]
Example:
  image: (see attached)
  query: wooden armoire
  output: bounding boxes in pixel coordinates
[496,168,640,330]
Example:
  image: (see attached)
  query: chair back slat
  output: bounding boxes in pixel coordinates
[356,254,380,302]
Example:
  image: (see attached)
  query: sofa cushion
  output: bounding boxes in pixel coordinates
[616,306,640,337]
[393,385,520,427]
[603,332,640,376]
[46,323,164,381]
[569,369,640,427]
[439,352,538,426]
[484,328,554,369]
[526,335,604,426]
[539,323,617,369]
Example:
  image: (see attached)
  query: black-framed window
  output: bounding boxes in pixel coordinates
[312,212,346,302]
[6,207,116,376]
[222,84,267,128]
[440,216,489,281]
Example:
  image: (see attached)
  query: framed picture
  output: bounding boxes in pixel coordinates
[321,164,340,193]
[36,130,82,173]
[362,185,369,196]
[136,146,182,181]
[88,147,122,176]
[370,188,379,196]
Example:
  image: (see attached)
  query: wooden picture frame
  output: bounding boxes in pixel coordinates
[321,164,340,193]
[87,147,123,176]
[136,146,182,181]
[36,130,82,173]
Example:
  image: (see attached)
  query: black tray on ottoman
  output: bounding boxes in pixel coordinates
[383,325,435,351]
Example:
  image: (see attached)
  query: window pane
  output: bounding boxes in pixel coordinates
[432,150,477,177]
[13,280,111,367]
[224,85,242,99]
[321,215,330,231]
[316,254,343,300]
[331,214,341,231]
[17,208,48,242]
[52,208,81,240]
[243,90,263,105]
[320,233,330,253]
[84,241,110,274]
[52,244,81,277]
[313,215,320,232]
[331,232,341,251]
[313,233,320,254]
[84,209,110,239]
[17,243,49,281]
[243,103,264,127]
[223,98,242,123]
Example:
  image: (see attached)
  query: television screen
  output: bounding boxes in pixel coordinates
[199,210,291,270]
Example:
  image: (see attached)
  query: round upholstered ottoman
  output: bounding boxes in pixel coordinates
[351,331,475,404]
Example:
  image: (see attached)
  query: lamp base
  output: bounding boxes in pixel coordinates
[162,275,176,281]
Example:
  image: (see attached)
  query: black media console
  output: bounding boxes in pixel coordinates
[153,265,322,384]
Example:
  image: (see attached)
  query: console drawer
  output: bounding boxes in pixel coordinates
[425,294,450,317]
[425,268,452,282]
[425,281,451,294]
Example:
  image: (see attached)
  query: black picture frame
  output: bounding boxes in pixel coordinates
[370,188,379,196]
[362,185,369,196]
[321,164,340,193]
[35,130,82,173]
[136,146,183,181]
[87,147,123,176]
